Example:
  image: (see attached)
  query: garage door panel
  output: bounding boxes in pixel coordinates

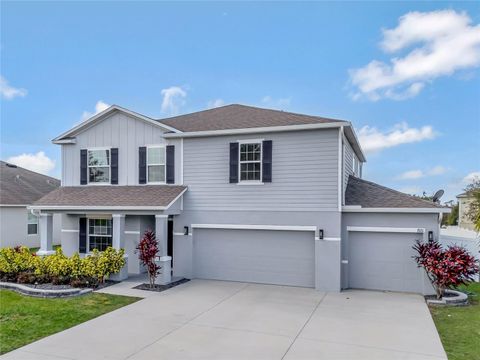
[194,229,315,288]
[349,232,424,293]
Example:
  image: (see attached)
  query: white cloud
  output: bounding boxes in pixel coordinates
[398,165,447,180]
[399,170,424,180]
[357,122,437,153]
[207,98,225,109]
[6,151,55,175]
[429,165,447,176]
[261,96,291,109]
[350,10,480,101]
[81,100,110,120]
[0,75,27,100]
[462,171,480,184]
[161,86,187,115]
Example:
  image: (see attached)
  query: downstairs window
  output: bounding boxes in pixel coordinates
[88,218,112,252]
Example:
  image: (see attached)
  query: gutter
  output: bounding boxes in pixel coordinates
[342,206,451,214]
[163,122,347,138]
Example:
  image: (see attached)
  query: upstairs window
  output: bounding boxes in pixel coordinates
[88,218,112,252]
[147,146,166,183]
[88,149,110,183]
[239,142,262,182]
[27,212,38,235]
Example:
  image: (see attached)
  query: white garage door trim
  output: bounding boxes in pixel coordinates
[347,226,426,234]
[191,224,340,241]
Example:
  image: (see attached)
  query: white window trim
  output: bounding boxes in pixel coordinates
[87,218,113,252]
[146,145,166,184]
[27,212,38,236]
[238,139,263,184]
[87,147,111,185]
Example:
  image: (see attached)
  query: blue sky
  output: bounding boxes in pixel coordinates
[1,1,479,202]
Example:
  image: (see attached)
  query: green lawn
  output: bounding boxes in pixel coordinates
[0,290,140,354]
[430,282,480,360]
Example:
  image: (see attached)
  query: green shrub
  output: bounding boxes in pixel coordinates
[0,247,36,276]
[0,246,126,287]
[43,248,72,278]
[81,248,125,284]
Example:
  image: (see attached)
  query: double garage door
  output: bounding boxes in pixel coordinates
[348,231,426,293]
[193,228,315,288]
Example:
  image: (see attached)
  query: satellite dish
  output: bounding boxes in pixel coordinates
[432,189,444,203]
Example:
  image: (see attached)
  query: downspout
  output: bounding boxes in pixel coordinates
[338,126,344,212]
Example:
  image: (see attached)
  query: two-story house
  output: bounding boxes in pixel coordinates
[31,104,449,293]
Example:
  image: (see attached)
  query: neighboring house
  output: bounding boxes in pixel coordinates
[457,192,476,231]
[31,104,449,293]
[0,161,61,248]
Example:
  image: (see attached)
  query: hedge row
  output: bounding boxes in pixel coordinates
[0,246,125,288]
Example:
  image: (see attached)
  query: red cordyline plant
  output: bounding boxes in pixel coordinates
[413,239,479,299]
[136,230,161,288]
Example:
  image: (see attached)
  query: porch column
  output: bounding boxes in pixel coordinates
[155,214,171,285]
[112,214,126,250]
[110,214,128,281]
[37,213,55,256]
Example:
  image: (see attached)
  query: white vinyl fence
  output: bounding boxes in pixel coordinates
[440,228,480,282]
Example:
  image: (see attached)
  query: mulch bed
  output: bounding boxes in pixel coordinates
[425,292,458,301]
[23,283,72,290]
[133,278,190,292]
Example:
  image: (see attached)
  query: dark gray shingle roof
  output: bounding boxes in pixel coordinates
[0,161,60,205]
[34,185,186,208]
[345,176,442,208]
[158,104,346,132]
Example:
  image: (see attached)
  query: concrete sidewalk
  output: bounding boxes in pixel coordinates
[2,280,446,360]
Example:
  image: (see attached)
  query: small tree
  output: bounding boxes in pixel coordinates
[413,240,479,299]
[136,230,160,288]
[464,178,480,231]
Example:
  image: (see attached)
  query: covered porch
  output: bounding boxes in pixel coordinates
[29,185,187,284]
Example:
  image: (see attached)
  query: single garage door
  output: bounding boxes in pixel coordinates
[193,228,315,288]
[348,231,425,293]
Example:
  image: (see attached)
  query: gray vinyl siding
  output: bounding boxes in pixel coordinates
[0,206,61,248]
[61,112,182,186]
[182,129,339,212]
[343,137,354,191]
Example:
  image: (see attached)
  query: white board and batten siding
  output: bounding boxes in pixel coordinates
[62,112,169,186]
[182,129,340,212]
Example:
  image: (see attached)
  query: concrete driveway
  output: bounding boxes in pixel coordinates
[2,280,446,360]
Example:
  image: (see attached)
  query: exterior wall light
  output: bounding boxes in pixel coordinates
[428,231,434,242]
[319,229,324,240]
[184,226,189,236]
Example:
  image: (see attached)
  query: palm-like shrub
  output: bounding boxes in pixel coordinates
[413,240,479,299]
[136,230,160,288]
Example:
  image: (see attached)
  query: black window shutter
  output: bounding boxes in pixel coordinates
[229,142,239,183]
[139,147,147,184]
[166,145,175,184]
[79,218,87,253]
[111,148,118,184]
[80,149,88,185]
[262,140,272,183]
